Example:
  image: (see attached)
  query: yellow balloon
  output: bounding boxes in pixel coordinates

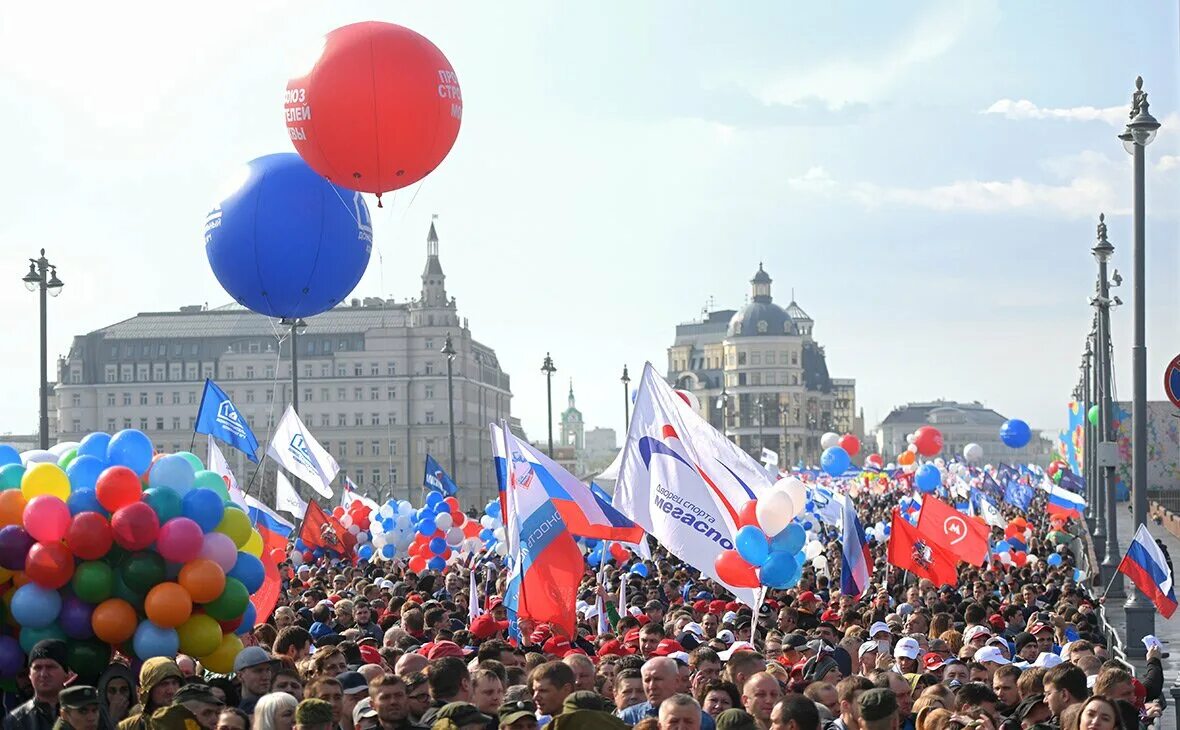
[177,614,223,657]
[199,632,243,674]
[215,509,252,548]
[242,529,263,558]
[21,463,70,501]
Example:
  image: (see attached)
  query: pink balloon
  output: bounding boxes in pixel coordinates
[198,532,238,572]
[157,517,203,564]
[23,495,71,544]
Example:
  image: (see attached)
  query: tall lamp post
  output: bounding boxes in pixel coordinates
[541,353,557,457]
[755,397,766,456]
[1093,215,1123,596]
[442,334,457,476]
[1081,336,1095,535]
[1118,76,1160,650]
[716,386,730,442]
[22,250,63,450]
[280,318,308,414]
[621,365,631,434]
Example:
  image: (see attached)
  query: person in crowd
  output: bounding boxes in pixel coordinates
[215,708,250,730]
[97,664,137,728]
[53,686,101,730]
[255,691,299,730]
[148,684,226,730]
[118,658,184,730]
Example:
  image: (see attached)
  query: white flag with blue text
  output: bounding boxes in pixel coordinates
[266,405,338,498]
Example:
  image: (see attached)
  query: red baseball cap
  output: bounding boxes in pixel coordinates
[426,641,466,660]
[709,600,727,615]
[624,629,640,645]
[652,639,685,657]
[597,639,631,657]
[797,591,818,604]
[725,601,740,612]
[692,600,709,613]
[543,635,574,658]
[487,597,504,611]
[988,614,1006,631]
[922,652,945,671]
[530,627,552,645]
[821,610,840,622]
[470,613,511,640]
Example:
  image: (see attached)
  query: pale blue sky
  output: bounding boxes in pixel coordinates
[0,1,1176,447]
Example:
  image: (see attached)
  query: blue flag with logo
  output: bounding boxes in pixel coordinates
[423,454,458,496]
[1058,469,1086,494]
[195,379,259,462]
[1003,480,1033,511]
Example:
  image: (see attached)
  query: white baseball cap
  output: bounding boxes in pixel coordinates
[964,625,992,643]
[858,640,880,659]
[718,641,757,661]
[869,622,891,638]
[974,646,1011,665]
[716,630,735,646]
[722,611,739,624]
[682,622,704,638]
[893,637,920,660]
[1033,652,1063,669]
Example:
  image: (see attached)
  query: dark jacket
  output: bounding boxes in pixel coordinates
[3,698,57,730]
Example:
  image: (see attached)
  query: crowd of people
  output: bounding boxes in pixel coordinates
[1,484,1168,730]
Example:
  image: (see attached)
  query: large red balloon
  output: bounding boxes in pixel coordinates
[838,434,860,457]
[110,502,160,551]
[913,427,943,457]
[285,22,462,200]
[26,541,74,589]
[66,511,114,560]
[865,453,884,469]
[737,500,760,529]
[95,466,143,512]
[714,550,759,588]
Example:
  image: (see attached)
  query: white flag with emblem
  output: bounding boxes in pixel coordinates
[274,471,309,519]
[266,405,338,498]
[208,435,246,509]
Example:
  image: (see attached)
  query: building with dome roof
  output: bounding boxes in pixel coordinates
[667,265,861,466]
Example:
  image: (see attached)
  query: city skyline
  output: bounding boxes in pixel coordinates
[0,2,1176,453]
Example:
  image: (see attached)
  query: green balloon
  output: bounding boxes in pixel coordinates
[1087,404,1100,426]
[192,470,230,501]
[143,487,183,523]
[120,551,166,595]
[68,640,112,685]
[176,452,205,472]
[203,577,249,620]
[20,624,66,654]
[0,463,25,490]
[112,571,144,605]
[72,561,115,604]
[58,449,78,471]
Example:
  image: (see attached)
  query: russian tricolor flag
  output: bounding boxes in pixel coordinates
[1118,524,1177,619]
[1047,484,1087,521]
[244,496,294,623]
[840,493,872,598]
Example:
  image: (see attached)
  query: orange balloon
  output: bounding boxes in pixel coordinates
[0,490,27,526]
[92,598,138,644]
[178,559,226,603]
[145,582,193,628]
[897,451,915,466]
[11,571,30,588]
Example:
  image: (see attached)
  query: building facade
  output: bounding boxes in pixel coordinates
[54,223,512,508]
[875,400,1053,466]
[667,265,859,466]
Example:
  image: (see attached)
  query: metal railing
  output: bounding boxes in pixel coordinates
[1073,524,1135,674]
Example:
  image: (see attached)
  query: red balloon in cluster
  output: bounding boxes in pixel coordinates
[838,434,860,457]
[865,453,884,469]
[66,511,114,560]
[111,502,161,551]
[26,541,74,589]
[714,550,759,588]
[96,466,143,512]
[737,499,760,529]
[913,427,943,457]
[285,22,463,199]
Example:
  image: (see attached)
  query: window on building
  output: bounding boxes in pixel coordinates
[751,352,761,365]
[107,418,116,431]
[354,364,363,377]
[387,387,396,399]
[389,439,398,455]
[123,393,131,406]
[106,393,115,407]
[425,411,435,424]
[265,365,274,379]
[246,366,255,379]
[425,386,434,399]
[105,366,117,383]
[425,362,434,375]
[155,417,164,430]
[172,418,180,430]
[738,373,747,385]
[751,372,761,385]
[71,394,80,407]
[71,418,80,432]
[188,391,196,404]
[354,413,363,426]
[388,412,397,425]
[387,362,396,376]
[303,389,312,403]
[370,387,379,400]
[321,364,330,377]
[389,466,398,485]
[337,414,347,427]
[225,366,235,379]
[370,363,379,376]
[320,414,330,427]
[339,442,348,456]
[70,370,81,384]
[155,392,163,405]
[339,340,348,351]
[171,392,180,405]
[355,472,364,487]
[139,393,148,405]
[791,352,798,365]
[266,389,274,402]
[356,441,365,456]
[371,469,381,488]
[425,338,434,350]
[353,387,362,400]
[337,366,347,377]
[303,365,312,378]
[139,418,148,430]
[737,352,747,366]
[245,391,255,403]
[123,418,132,429]
[371,440,380,456]
[370,413,379,425]
[248,342,260,354]
[185,364,197,380]
[337,388,346,401]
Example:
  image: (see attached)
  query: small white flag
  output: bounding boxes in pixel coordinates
[208,435,246,509]
[342,477,380,513]
[266,405,338,498]
[275,471,309,520]
[761,447,779,467]
[469,568,482,622]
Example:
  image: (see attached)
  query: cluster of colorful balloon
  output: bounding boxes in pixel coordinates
[817,432,860,477]
[405,493,481,573]
[993,517,1032,567]
[477,500,508,557]
[714,478,811,590]
[0,430,260,682]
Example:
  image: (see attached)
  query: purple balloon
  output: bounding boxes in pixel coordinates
[0,525,34,571]
[199,532,238,572]
[58,595,95,640]
[0,635,23,678]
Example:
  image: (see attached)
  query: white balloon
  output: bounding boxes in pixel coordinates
[435,513,454,530]
[902,462,917,474]
[780,478,808,519]
[347,524,360,535]
[813,554,829,570]
[907,444,918,453]
[493,527,506,541]
[906,433,916,445]
[820,432,840,450]
[1026,554,1039,566]
[396,514,411,530]
[398,500,414,514]
[480,516,495,529]
[756,489,795,537]
[50,441,79,458]
[804,540,824,559]
[464,537,483,552]
[355,531,369,544]
[21,449,56,465]
[446,527,464,546]
[934,458,946,469]
[964,443,983,463]
[494,542,508,556]
[340,514,354,528]
[371,533,386,548]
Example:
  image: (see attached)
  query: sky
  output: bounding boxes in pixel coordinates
[0,1,1176,451]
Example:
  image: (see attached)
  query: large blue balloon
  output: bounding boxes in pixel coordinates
[760,552,802,589]
[66,455,107,491]
[228,552,265,592]
[1000,419,1032,448]
[76,433,111,461]
[181,488,225,532]
[915,464,941,493]
[0,445,19,467]
[1046,553,1063,567]
[204,153,373,319]
[132,621,180,660]
[11,584,62,629]
[67,489,105,517]
[821,447,851,477]
[107,430,153,474]
[149,455,195,494]
[771,523,806,555]
[735,525,770,567]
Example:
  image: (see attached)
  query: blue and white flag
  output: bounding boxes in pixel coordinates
[265,405,338,498]
[424,454,459,496]
[195,379,260,462]
[1003,480,1033,512]
[839,493,872,599]
[1058,469,1086,494]
[1118,525,1177,618]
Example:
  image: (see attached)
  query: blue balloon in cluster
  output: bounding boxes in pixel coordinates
[425,492,443,507]
[0,445,20,467]
[66,456,106,491]
[235,603,257,635]
[67,489,105,517]
[1000,419,1032,449]
[182,488,225,532]
[821,447,851,477]
[357,544,375,561]
[205,153,372,319]
[760,552,801,589]
[149,455,196,494]
[11,584,62,629]
[735,526,770,567]
[1046,553,1063,567]
[994,540,1011,554]
[427,557,446,571]
[107,430,153,474]
[429,537,447,555]
[486,501,502,519]
[381,544,396,559]
[630,564,649,578]
[416,521,433,536]
[132,621,179,660]
[915,464,941,493]
[229,552,265,593]
[77,433,111,461]
[480,529,494,541]
[771,523,806,555]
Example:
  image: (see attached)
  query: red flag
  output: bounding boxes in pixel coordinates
[250,560,281,623]
[915,496,990,566]
[888,510,959,587]
[299,501,355,555]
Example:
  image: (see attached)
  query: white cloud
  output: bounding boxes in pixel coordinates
[983,99,1128,125]
[1157,155,1180,172]
[851,176,1114,217]
[787,166,837,193]
[755,1,997,109]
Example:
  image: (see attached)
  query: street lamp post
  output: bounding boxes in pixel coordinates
[1093,215,1124,596]
[281,318,308,414]
[1091,318,1106,561]
[1081,336,1095,535]
[1119,77,1161,650]
[541,354,556,457]
[716,386,730,442]
[442,334,457,477]
[22,250,63,450]
[780,402,789,467]
[621,365,631,434]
